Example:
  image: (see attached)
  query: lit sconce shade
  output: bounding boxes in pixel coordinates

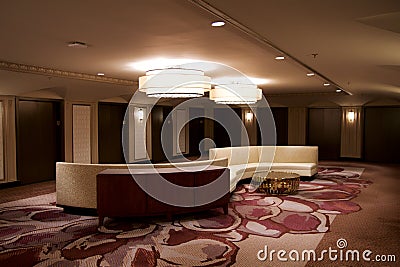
[210,83,262,104]
[136,108,144,122]
[245,111,253,122]
[138,68,211,98]
[347,110,355,123]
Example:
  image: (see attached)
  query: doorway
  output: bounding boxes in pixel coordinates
[17,99,63,184]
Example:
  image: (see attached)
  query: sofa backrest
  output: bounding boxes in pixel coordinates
[273,146,318,163]
[209,146,259,165]
[209,146,318,165]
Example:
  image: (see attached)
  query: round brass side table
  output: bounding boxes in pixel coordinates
[253,171,300,195]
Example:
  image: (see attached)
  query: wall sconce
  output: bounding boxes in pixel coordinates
[245,111,253,122]
[347,110,355,123]
[136,108,144,122]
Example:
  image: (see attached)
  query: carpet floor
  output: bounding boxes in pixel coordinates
[0,162,398,266]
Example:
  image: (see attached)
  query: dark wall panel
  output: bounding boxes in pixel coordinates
[257,107,288,145]
[364,107,400,163]
[189,108,205,156]
[308,108,341,160]
[214,108,242,148]
[151,106,173,163]
[17,99,63,184]
[98,103,128,163]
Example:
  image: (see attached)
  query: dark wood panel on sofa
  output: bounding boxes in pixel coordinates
[97,175,147,217]
[97,166,230,226]
[146,171,195,213]
[364,107,400,163]
[308,108,341,160]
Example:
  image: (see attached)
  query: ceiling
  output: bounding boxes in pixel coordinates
[0,0,399,102]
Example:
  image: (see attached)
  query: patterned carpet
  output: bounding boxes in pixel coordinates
[0,167,370,266]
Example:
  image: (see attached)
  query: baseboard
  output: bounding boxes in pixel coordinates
[0,181,21,189]
[57,204,98,216]
[338,157,364,161]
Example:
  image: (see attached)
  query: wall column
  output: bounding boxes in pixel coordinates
[288,107,307,145]
[340,106,362,158]
[0,96,17,183]
[242,108,257,145]
[65,101,98,163]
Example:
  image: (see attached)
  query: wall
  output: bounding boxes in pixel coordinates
[0,96,17,184]
[308,108,341,160]
[364,107,400,163]
[288,107,307,145]
[98,103,128,163]
[16,99,63,184]
[340,107,362,158]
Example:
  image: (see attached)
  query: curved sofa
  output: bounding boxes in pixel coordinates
[209,146,318,192]
[56,158,228,209]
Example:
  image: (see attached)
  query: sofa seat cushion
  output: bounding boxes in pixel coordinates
[270,162,316,170]
[231,162,316,172]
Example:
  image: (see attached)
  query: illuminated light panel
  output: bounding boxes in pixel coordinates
[128,58,199,71]
[210,83,262,104]
[138,68,211,98]
[211,21,225,27]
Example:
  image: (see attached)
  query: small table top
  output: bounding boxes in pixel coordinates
[253,171,300,181]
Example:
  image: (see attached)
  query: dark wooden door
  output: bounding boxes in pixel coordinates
[151,106,173,163]
[257,107,288,145]
[308,108,341,160]
[98,103,128,163]
[189,108,205,156]
[214,108,242,147]
[364,107,400,163]
[17,99,63,184]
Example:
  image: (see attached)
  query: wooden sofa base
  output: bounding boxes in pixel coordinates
[96,166,230,227]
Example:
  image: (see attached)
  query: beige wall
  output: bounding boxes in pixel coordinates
[64,101,99,163]
[242,108,257,145]
[0,96,17,183]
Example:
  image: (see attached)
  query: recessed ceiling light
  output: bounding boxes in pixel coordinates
[306,73,315,77]
[275,56,285,60]
[97,72,105,76]
[336,89,342,93]
[211,21,225,27]
[323,82,330,86]
[67,41,88,48]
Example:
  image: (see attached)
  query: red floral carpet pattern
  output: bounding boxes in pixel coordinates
[0,167,370,266]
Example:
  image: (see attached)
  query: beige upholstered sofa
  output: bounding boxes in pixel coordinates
[56,158,228,209]
[209,146,318,192]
